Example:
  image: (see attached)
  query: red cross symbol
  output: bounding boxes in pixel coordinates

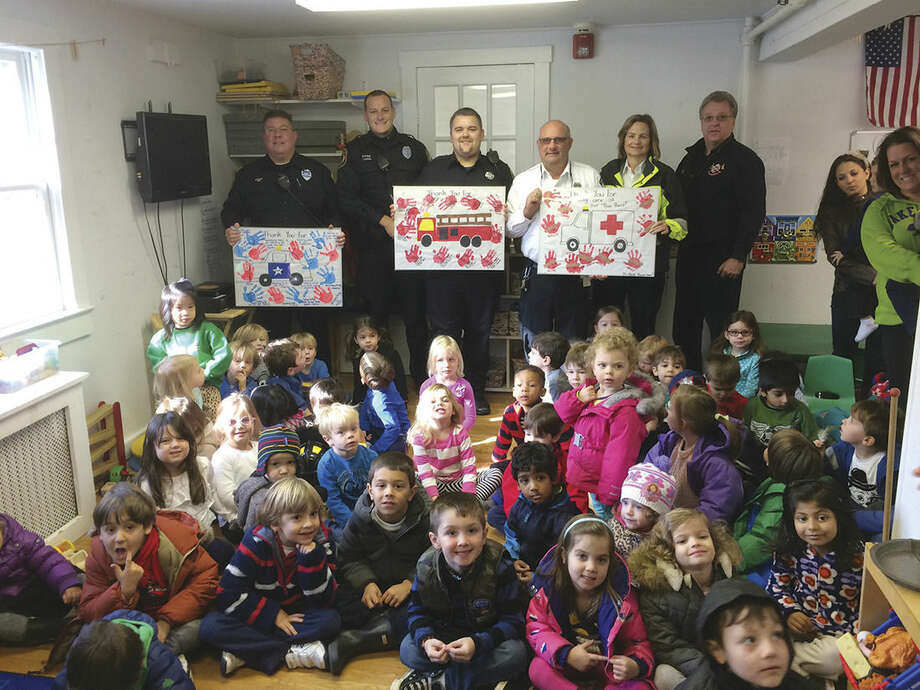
[600,214,623,236]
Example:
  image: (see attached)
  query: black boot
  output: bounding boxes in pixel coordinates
[325,612,395,675]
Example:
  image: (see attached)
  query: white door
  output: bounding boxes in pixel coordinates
[417,64,535,175]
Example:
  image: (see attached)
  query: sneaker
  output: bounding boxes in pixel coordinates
[390,668,446,690]
[855,316,878,343]
[285,640,326,670]
[219,650,245,677]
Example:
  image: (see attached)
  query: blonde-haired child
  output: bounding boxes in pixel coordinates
[156,396,222,460]
[211,394,260,524]
[154,354,205,410]
[628,508,743,690]
[290,331,330,398]
[231,323,270,384]
[220,341,258,399]
[645,385,744,523]
[419,335,476,432]
[554,327,652,520]
[637,335,668,376]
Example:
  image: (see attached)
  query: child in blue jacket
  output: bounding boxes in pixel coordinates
[358,351,410,453]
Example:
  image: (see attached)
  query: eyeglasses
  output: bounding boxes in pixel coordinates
[264,126,293,135]
[727,329,753,337]
[227,416,252,427]
[701,114,734,123]
[538,136,570,145]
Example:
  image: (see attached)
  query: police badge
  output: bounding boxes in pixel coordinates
[402,145,412,159]
[301,168,312,182]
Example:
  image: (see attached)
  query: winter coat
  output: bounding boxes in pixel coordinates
[644,426,744,524]
[504,487,581,568]
[234,474,272,532]
[628,533,741,677]
[0,513,81,599]
[337,489,430,593]
[80,510,218,626]
[555,373,664,505]
[53,609,194,690]
[732,477,785,573]
[526,546,654,684]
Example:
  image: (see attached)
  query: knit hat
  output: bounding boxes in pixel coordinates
[620,463,677,516]
[668,369,705,395]
[256,425,300,474]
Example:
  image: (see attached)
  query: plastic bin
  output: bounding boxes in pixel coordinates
[842,610,920,689]
[0,339,61,393]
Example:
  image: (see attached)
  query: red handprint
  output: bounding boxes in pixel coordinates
[480,249,498,268]
[438,194,457,210]
[541,214,560,235]
[237,261,254,282]
[578,244,595,265]
[456,249,474,267]
[594,247,614,266]
[557,202,573,216]
[460,194,481,210]
[319,241,338,263]
[486,194,503,213]
[422,192,435,208]
[288,240,304,261]
[313,285,335,303]
[432,246,450,264]
[564,252,585,273]
[625,250,643,270]
[542,189,561,203]
[544,250,559,271]
[247,243,267,260]
[490,225,503,243]
[396,197,416,209]
[636,190,655,209]
[404,245,422,263]
[267,287,284,304]
[637,214,655,231]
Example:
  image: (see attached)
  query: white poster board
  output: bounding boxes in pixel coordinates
[536,187,658,277]
[890,302,920,540]
[392,185,506,271]
[232,227,342,307]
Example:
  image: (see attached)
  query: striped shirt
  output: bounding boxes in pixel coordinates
[411,426,476,499]
[492,402,525,462]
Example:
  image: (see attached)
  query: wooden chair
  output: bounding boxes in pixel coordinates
[86,401,127,483]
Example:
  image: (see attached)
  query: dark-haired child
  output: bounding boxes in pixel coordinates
[53,609,194,690]
[733,429,823,585]
[291,331,330,398]
[492,365,546,463]
[80,483,217,660]
[743,356,818,448]
[263,338,308,410]
[704,352,747,419]
[358,351,410,453]
[220,340,258,398]
[351,314,408,404]
[528,331,573,402]
[653,345,686,393]
[825,399,889,539]
[0,513,81,645]
[610,463,677,558]
[562,341,590,390]
[393,493,528,690]
[767,480,863,682]
[710,310,764,399]
[235,425,300,532]
[200,478,340,676]
[331,452,430,675]
[678,578,813,689]
[504,442,580,585]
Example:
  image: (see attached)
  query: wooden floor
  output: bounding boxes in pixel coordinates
[0,389,512,688]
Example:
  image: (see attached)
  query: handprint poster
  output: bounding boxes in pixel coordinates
[537,187,659,277]
[392,186,506,271]
[232,227,343,307]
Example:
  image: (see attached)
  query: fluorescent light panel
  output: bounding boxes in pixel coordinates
[296,0,575,11]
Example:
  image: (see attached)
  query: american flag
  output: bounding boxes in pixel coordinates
[864,15,920,128]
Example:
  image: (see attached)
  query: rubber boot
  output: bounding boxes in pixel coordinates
[326,612,395,675]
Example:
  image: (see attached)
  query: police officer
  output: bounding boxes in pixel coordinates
[336,90,430,385]
[415,107,513,415]
[222,109,342,364]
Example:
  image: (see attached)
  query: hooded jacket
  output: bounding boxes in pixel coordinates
[732,477,785,573]
[526,546,654,684]
[504,487,581,568]
[0,513,81,600]
[644,425,743,524]
[628,532,741,676]
[80,511,218,626]
[555,372,664,506]
[336,489,430,593]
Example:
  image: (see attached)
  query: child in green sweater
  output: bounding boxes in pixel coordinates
[743,356,819,449]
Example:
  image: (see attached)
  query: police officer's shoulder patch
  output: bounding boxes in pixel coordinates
[301,168,312,182]
[402,145,412,159]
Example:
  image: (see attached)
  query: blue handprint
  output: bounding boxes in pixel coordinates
[242,285,264,303]
[233,243,249,259]
[285,286,306,304]
[243,229,266,246]
[301,249,319,272]
[317,265,336,285]
[309,230,325,250]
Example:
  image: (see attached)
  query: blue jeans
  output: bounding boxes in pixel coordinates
[398,633,528,690]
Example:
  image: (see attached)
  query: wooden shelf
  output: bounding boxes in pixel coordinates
[859,543,920,644]
[217,97,400,109]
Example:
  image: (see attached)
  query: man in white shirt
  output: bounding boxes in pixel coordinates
[506,120,600,352]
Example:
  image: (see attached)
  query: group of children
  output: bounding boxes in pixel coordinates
[0,281,894,690]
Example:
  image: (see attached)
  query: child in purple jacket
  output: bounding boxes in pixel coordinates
[0,513,82,644]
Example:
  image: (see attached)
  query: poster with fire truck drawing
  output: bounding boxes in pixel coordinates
[392,186,506,271]
[537,187,659,277]
[232,227,343,307]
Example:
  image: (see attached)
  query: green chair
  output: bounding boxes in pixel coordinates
[803,354,856,414]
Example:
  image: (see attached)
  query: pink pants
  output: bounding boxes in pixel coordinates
[529,656,653,690]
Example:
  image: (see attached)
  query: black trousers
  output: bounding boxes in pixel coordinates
[879,324,914,404]
[425,272,498,395]
[831,290,884,394]
[519,262,588,354]
[593,272,667,341]
[673,244,743,371]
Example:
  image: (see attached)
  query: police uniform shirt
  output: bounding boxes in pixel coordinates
[220,153,339,229]
[415,152,513,194]
[336,128,428,249]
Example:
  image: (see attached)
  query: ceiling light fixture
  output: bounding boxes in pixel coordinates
[295,0,576,11]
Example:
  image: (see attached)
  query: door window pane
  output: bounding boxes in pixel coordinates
[434,86,458,137]
[491,139,515,175]
[491,84,516,137]
[461,85,488,122]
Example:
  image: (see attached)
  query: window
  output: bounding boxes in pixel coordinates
[0,44,75,333]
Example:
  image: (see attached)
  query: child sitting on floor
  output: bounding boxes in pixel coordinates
[419,335,476,432]
[528,331,573,402]
[210,393,260,530]
[351,315,408,405]
[291,331,330,400]
[263,338,308,411]
[704,352,747,420]
[220,340,258,399]
[562,341,590,390]
[230,323,270,385]
[358,351,410,453]
[609,463,677,558]
[492,365,547,463]
[653,345,686,394]
[235,425,301,532]
[637,335,668,376]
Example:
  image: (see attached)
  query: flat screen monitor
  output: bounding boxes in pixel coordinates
[135,112,212,203]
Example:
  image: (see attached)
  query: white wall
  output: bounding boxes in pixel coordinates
[1,0,236,440]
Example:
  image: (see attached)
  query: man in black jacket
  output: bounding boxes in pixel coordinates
[674,91,765,370]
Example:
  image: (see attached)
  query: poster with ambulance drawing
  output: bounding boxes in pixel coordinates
[392,186,506,271]
[537,187,659,277]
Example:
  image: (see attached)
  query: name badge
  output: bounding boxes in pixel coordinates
[485,171,495,180]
